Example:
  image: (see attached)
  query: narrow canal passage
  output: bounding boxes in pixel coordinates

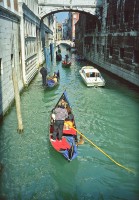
[0,45,139,199]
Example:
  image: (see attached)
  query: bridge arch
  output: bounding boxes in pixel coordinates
[40,8,98,20]
[40,9,102,31]
[56,40,74,47]
[38,0,103,28]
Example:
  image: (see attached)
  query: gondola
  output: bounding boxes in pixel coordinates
[56,53,62,61]
[62,61,71,68]
[45,71,60,89]
[49,90,78,161]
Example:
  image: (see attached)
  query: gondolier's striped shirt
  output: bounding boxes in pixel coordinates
[54,107,68,121]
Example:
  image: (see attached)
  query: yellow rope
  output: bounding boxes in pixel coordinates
[73,127,135,174]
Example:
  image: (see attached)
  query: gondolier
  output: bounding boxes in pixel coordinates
[56,51,62,61]
[51,103,68,142]
[65,54,69,62]
[40,66,47,86]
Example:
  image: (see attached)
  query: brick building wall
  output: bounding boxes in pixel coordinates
[104,0,139,86]
[76,0,139,86]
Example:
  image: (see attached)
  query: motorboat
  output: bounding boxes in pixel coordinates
[79,66,105,87]
[56,53,62,61]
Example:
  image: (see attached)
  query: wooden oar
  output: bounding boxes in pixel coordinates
[72,126,135,174]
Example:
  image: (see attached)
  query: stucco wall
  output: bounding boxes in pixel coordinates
[0,6,23,116]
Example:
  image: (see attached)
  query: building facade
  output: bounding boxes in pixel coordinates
[72,12,79,42]
[0,0,54,118]
[67,12,79,42]
[62,18,68,40]
[75,0,139,87]
[55,22,62,41]
[18,0,54,85]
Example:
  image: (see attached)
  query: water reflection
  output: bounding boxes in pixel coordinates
[48,145,79,199]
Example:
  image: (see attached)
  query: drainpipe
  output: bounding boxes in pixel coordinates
[40,21,47,69]
[50,43,53,61]
[36,28,41,67]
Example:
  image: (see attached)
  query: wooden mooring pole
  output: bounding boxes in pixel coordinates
[11,34,23,132]
[12,67,23,132]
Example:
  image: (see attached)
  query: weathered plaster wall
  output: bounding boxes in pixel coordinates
[0,6,23,116]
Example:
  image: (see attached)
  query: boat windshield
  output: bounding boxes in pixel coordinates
[82,68,101,78]
[86,72,100,78]
[95,73,100,77]
[90,72,95,77]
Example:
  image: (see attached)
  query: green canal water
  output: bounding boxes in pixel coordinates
[0,46,139,200]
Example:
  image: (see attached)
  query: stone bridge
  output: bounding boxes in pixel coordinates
[38,0,103,19]
[56,40,75,47]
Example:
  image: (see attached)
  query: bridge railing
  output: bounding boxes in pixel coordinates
[38,0,98,6]
[56,40,74,47]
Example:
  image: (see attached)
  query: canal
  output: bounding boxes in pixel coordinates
[0,45,139,200]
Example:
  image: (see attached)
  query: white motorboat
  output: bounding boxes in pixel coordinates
[79,66,105,87]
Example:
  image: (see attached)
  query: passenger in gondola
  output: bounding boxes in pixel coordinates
[52,72,58,83]
[59,98,67,108]
[64,110,75,130]
[68,111,74,122]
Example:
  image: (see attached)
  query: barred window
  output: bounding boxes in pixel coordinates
[133,50,139,64]
[124,11,129,23]
[113,14,117,25]
[109,46,113,56]
[120,48,124,59]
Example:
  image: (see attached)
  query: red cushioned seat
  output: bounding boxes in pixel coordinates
[63,128,76,135]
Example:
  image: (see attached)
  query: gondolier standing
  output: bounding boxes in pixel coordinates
[51,102,68,142]
[40,66,47,86]
[65,54,69,63]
